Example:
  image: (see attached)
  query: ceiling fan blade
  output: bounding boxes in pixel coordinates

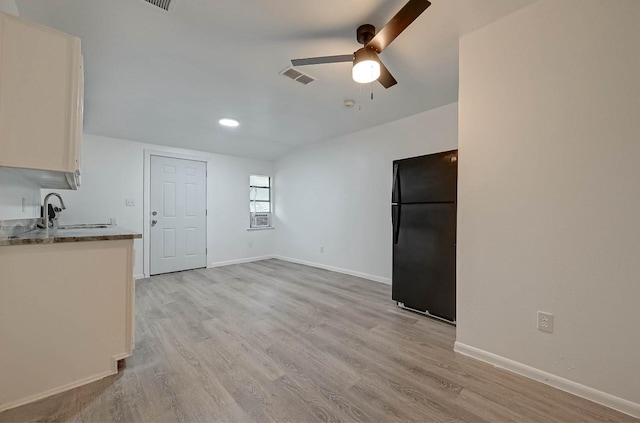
[291,54,353,67]
[366,0,431,53]
[377,61,398,89]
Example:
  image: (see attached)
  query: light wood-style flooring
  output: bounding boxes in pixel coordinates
[0,259,636,422]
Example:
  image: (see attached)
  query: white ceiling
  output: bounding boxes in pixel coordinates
[16,0,536,160]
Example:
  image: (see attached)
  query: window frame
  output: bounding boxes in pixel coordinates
[249,174,272,228]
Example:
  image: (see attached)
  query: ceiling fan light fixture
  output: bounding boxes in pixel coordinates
[352,48,380,84]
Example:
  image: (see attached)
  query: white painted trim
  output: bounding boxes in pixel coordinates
[209,255,275,268]
[133,274,145,280]
[454,342,640,419]
[0,370,114,413]
[208,254,391,285]
[273,255,391,285]
[110,353,131,373]
[143,149,208,277]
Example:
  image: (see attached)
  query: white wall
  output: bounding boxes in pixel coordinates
[0,0,18,16]
[457,0,640,416]
[0,168,40,220]
[45,134,274,277]
[274,102,458,283]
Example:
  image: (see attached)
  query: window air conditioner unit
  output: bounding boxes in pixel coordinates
[251,213,271,228]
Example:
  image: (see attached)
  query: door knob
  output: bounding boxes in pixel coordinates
[151,219,158,226]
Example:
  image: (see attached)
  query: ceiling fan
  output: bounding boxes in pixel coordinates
[290,0,432,89]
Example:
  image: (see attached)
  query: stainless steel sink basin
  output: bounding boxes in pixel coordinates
[57,224,111,230]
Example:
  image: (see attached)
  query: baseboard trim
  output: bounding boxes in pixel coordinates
[0,369,115,413]
[273,255,391,285]
[454,342,640,418]
[209,255,275,268]
[133,274,145,280]
[111,353,132,373]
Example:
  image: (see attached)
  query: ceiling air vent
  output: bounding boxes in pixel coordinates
[280,67,316,85]
[143,0,173,11]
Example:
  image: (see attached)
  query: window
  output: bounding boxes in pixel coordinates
[249,175,272,228]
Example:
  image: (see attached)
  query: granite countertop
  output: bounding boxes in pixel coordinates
[0,226,142,247]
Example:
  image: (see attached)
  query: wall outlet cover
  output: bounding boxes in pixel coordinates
[537,311,554,333]
[125,198,135,207]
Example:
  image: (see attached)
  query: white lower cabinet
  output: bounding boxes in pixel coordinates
[0,240,135,411]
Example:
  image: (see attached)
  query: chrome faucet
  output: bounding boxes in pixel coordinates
[40,193,66,229]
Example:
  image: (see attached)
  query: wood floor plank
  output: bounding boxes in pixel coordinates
[1,259,636,423]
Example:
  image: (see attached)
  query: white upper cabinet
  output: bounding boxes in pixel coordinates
[0,12,83,189]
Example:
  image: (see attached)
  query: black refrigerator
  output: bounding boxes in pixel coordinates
[391,150,458,323]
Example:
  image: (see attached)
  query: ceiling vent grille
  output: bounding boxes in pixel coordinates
[280,67,316,85]
[143,0,172,11]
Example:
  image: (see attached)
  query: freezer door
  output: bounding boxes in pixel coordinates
[392,203,456,321]
[394,150,457,204]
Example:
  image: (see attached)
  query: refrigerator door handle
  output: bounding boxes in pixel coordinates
[391,205,395,225]
[393,205,401,244]
[392,163,400,203]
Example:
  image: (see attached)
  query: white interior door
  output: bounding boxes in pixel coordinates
[150,156,207,275]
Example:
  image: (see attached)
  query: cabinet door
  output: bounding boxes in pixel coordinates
[73,55,84,173]
[0,13,82,173]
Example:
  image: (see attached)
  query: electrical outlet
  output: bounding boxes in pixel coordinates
[248,241,253,248]
[125,198,135,207]
[537,311,554,333]
[320,246,324,254]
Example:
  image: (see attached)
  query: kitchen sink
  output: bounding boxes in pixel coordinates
[57,224,112,230]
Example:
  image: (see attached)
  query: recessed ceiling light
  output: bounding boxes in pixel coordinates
[219,118,239,128]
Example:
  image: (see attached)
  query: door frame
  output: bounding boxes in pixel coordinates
[143,149,208,278]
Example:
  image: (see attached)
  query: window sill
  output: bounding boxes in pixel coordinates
[247,227,275,231]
